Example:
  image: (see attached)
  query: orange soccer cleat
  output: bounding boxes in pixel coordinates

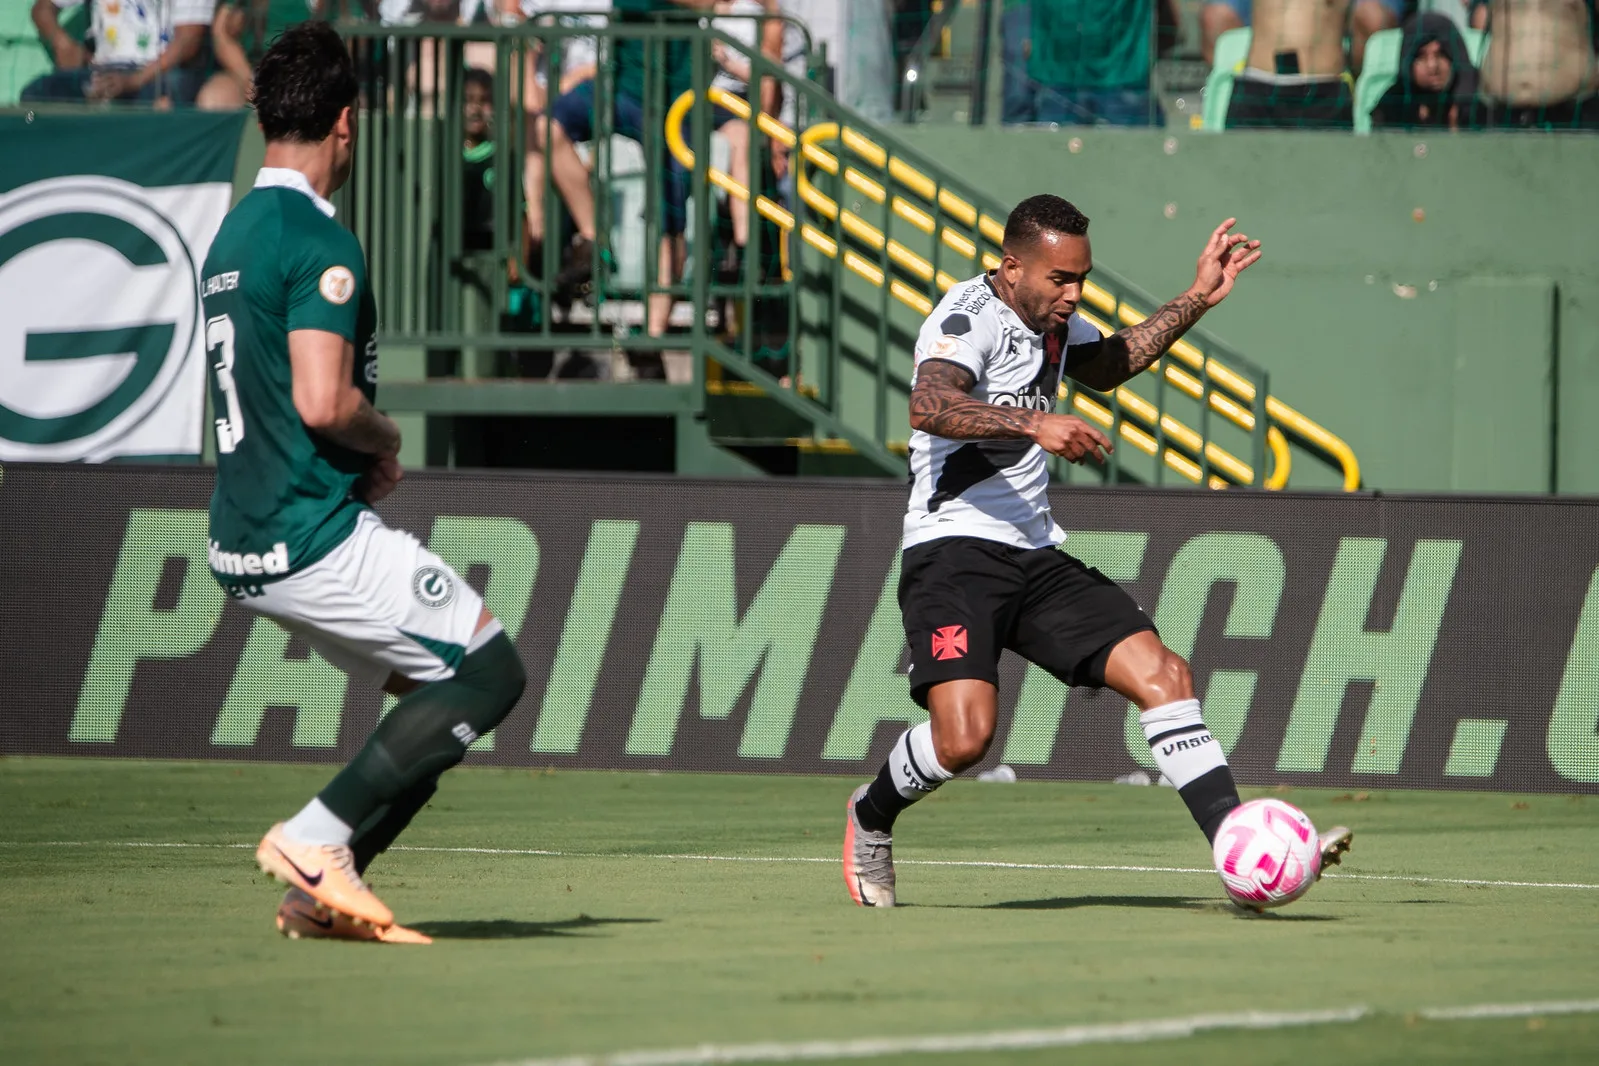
[256,823,394,929]
[275,888,432,945]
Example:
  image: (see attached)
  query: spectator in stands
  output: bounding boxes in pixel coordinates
[1223,0,1406,128]
[515,0,604,277]
[709,0,783,272]
[1202,0,1405,73]
[1000,0,1031,124]
[1004,0,1176,126]
[462,66,498,253]
[1370,11,1479,129]
[198,0,329,110]
[543,0,721,381]
[1469,0,1599,130]
[24,0,214,107]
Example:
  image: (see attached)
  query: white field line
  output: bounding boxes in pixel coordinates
[477,1007,1373,1066]
[476,999,1599,1066]
[1418,999,1599,1021]
[2,840,1598,891]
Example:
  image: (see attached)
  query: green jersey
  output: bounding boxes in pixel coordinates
[613,0,694,104]
[223,0,314,61]
[202,168,378,587]
[1028,0,1153,91]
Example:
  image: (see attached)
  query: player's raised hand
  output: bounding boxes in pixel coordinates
[358,454,403,503]
[1191,218,1262,308]
[1030,414,1113,465]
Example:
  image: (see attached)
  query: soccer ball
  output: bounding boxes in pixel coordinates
[1211,798,1321,911]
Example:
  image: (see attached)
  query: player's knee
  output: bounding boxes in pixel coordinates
[456,628,527,729]
[934,726,991,774]
[1133,649,1194,709]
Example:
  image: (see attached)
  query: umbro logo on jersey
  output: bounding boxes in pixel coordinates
[931,625,969,661]
[412,566,455,609]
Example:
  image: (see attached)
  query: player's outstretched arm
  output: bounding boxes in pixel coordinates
[1067,218,1261,392]
[289,329,402,457]
[910,359,1111,463]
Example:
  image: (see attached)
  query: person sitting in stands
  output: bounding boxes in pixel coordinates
[1469,0,1599,130]
[1013,0,1177,127]
[24,0,213,107]
[1370,11,1480,128]
[1225,0,1387,129]
[1202,0,1406,71]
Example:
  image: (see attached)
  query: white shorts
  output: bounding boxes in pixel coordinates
[237,510,488,689]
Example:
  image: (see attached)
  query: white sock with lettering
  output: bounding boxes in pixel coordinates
[888,721,956,798]
[282,798,354,847]
[1141,698,1240,842]
[1141,699,1224,788]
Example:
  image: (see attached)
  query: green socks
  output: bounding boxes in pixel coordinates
[319,630,526,834]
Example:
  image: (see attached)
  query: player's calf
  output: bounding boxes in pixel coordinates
[1140,695,1240,843]
[1107,637,1242,844]
[852,719,958,836]
[278,627,526,856]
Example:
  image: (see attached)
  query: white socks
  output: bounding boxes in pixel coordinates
[282,797,355,847]
[888,721,956,799]
[1140,699,1226,789]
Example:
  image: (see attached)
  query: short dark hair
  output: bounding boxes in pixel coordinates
[464,67,494,94]
[1003,194,1090,252]
[252,21,359,144]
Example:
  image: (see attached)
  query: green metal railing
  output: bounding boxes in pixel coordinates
[339,17,1356,490]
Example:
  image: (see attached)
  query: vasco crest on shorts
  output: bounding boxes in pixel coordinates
[412,565,456,609]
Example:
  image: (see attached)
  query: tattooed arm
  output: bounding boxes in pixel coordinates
[1065,288,1210,392]
[910,359,1112,464]
[1067,218,1263,393]
[910,359,1043,440]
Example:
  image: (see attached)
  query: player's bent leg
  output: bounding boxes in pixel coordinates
[1102,632,1241,844]
[844,680,995,907]
[315,624,526,851]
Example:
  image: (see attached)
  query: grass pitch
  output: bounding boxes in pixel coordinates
[1,758,1596,1066]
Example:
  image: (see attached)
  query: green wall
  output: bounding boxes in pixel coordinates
[895,127,1596,494]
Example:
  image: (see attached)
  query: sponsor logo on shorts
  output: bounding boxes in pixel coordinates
[412,565,455,609]
[931,625,968,661]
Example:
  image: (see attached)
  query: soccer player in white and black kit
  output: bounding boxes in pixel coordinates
[841,195,1352,907]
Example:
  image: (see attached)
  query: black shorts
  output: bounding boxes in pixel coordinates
[1224,74,1353,130]
[899,536,1157,710]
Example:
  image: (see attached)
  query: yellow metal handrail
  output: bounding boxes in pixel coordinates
[665,91,1337,491]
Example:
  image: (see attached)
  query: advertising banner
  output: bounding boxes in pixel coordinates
[0,111,245,462]
[1,463,1596,793]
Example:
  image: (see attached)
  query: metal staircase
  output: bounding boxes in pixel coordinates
[342,17,1358,490]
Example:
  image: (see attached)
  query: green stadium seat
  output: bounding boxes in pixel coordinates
[1200,28,1252,132]
[1353,26,1489,134]
[1352,28,1403,133]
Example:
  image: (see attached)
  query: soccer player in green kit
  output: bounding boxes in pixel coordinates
[201,22,526,944]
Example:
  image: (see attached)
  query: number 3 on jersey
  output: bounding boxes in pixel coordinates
[208,314,244,453]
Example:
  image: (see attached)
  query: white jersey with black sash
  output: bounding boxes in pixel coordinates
[902,273,1103,552]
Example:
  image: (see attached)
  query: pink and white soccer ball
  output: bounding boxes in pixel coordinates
[1211,798,1321,910]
